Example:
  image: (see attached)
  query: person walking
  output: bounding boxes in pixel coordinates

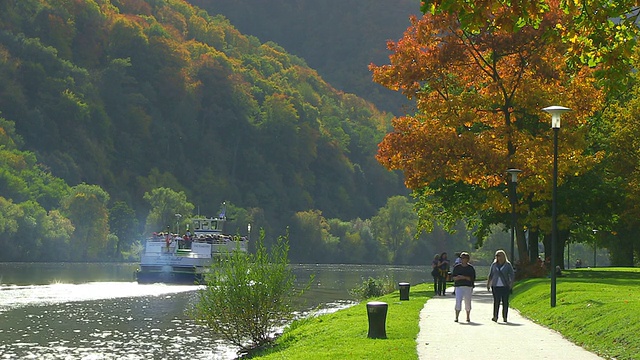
[430,254,441,295]
[452,252,461,295]
[436,252,450,296]
[487,249,515,323]
[452,252,475,322]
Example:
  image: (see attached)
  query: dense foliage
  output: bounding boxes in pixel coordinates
[0,0,417,261]
[371,0,640,266]
[190,0,419,115]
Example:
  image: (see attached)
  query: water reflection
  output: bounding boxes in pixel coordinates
[0,282,200,313]
[0,285,236,359]
[0,263,433,359]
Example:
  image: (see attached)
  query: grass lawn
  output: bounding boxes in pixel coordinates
[253,267,639,359]
[252,283,432,359]
[510,267,640,360]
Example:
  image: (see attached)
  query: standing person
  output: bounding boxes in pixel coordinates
[452,252,462,295]
[487,249,515,323]
[453,252,462,266]
[452,252,475,322]
[436,252,450,296]
[431,254,440,295]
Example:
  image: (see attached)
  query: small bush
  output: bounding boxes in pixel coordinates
[190,230,306,355]
[349,276,396,300]
[515,261,548,280]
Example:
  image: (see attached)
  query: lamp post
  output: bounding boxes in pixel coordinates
[248,223,252,243]
[175,213,182,235]
[506,168,522,263]
[543,105,571,308]
[592,229,598,267]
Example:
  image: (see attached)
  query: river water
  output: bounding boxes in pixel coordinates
[0,263,432,359]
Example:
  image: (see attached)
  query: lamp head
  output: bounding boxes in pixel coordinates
[542,106,571,129]
[506,168,522,183]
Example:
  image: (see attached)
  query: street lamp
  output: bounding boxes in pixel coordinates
[506,168,522,263]
[175,213,182,235]
[248,223,252,242]
[566,240,570,269]
[543,105,571,308]
[592,229,598,267]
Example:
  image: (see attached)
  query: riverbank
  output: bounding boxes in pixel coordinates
[253,268,639,359]
[254,283,429,359]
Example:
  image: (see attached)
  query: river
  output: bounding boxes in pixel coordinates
[0,262,435,359]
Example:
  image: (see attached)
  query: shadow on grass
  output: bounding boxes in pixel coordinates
[513,268,640,301]
[557,269,640,287]
[410,290,434,298]
[565,269,640,279]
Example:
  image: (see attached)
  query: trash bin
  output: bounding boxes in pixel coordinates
[366,301,388,339]
[398,282,410,301]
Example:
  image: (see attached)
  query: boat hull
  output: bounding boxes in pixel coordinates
[135,266,205,285]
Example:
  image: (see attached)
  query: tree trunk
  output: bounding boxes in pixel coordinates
[516,225,529,265]
[528,229,540,264]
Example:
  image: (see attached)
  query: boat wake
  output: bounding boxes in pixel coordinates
[0,282,202,313]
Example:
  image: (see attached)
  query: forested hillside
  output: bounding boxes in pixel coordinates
[0,0,418,262]
[193,0,419,115]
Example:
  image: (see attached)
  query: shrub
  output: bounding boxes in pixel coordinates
[190,230,305,354]
[349,275,396,300]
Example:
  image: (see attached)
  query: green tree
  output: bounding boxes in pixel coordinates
[370,196,417,264]
[0,197,21,261]
[61,183,110,260]
[595,72,640,265]
[39,209,74,261]
[289,209,334,263]
[109,201,139,258]
[191,231,306,354]
[143,187,194,233]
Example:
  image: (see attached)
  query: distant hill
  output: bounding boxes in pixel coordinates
[0,0,407,235]
[191,0,420,115]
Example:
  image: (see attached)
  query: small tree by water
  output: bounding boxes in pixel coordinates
[190,230,304,354]
[349,275,396,300]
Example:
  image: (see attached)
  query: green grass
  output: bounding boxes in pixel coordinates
[252,283,432,359]
[252,268,639,359]
[510,267,640,360]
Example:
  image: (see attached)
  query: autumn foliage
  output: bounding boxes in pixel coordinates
[370,4,604,259]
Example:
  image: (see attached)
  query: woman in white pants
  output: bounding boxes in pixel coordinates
[452,252,476,322]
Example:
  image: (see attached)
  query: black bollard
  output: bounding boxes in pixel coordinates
[366,301,388,339]
[398,282,410,301]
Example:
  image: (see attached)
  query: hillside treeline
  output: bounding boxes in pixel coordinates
[191,0,419,115]
[0,0,419,262]
[1,114,470,262]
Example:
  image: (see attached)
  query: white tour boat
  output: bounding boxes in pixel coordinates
[136,214,248,284]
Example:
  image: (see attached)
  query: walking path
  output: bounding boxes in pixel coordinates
[416,283,604,359]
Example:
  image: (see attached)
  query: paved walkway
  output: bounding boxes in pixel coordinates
[416,283,604,359]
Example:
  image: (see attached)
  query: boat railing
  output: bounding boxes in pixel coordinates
[144,234,248,256]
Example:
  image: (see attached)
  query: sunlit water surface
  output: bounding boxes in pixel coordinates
[0,263,433,359]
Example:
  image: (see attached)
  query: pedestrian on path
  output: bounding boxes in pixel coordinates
[433,252,449,296]
[430,254,440,295]
[452,252,475,322]
[487,249,515,323]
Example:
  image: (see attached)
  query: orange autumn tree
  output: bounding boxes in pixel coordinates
[370,4,604,265]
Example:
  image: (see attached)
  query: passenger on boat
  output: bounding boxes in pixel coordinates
[165,232,171,249]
